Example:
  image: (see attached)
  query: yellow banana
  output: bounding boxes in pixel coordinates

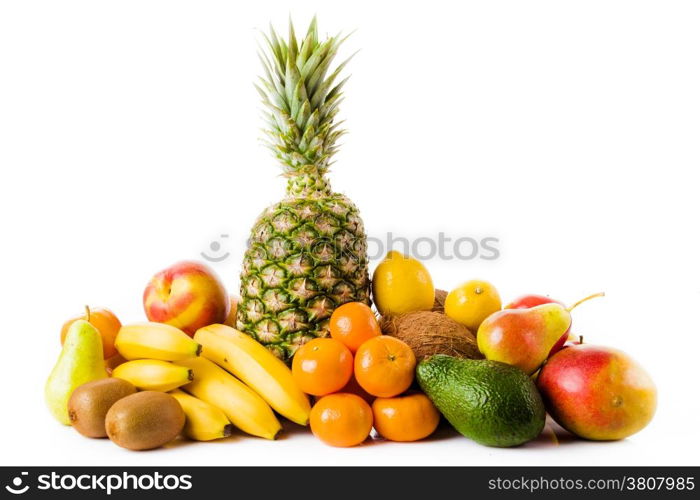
[169,389,233,441]
[112,359,193,392]
[177,357,281,440]
[115,322,201,361]
[196,324,311,425]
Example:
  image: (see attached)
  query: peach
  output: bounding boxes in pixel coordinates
[143,261,229,336]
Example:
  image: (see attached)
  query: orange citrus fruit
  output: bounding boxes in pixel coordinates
[310,393,373,447]
[339,373,376,405]
[372,392,440,442]
[292,338,353,396]
[354,336,416,397]
[330,302,382,352]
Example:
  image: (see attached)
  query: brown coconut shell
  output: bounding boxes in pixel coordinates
[432,289,448,313]
[380,310,483,362]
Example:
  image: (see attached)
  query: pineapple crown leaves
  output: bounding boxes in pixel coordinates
[256,17,356,177]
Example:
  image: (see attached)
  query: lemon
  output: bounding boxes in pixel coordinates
[372,251,435,316]
[445,280,502,332]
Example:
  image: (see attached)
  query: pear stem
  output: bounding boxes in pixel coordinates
[567,292,605,312]
[84,305,91,322]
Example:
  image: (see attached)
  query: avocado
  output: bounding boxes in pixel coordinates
[416,354,545,447]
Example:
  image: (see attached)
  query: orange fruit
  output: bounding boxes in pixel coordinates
[292,338,353,396]
[372,392,440,442]
[354,336,416,397]
[340,373,376,405]
[310,393,373,447]
[104,353,128,376]
[330,302,382,352]
[223,296,239,328]
[61,306,121,359]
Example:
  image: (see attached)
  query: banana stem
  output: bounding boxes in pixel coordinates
[567,292,605,312]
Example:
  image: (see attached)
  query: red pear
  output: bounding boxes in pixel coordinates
[477,303,572,375]
[505,294,570,356]
[504,293,603,357]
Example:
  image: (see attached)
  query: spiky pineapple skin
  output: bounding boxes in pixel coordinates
[238,18,370,361]
[237,193,370,360]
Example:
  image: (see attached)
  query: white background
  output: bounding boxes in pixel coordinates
[1,0,699,466]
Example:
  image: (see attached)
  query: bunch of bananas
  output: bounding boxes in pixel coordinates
[113,322,311,441]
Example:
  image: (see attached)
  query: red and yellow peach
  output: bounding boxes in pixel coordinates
[143,261,229,336]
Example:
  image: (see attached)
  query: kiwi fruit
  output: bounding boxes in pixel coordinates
[68,378,137,438]
[105,391,185,451]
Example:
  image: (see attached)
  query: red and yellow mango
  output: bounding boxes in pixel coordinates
[537,344,657,440]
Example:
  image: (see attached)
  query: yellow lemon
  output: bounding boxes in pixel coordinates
[372,251,435,316]
[445,280,501,332]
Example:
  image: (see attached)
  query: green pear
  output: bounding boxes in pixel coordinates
[45,319,108,425]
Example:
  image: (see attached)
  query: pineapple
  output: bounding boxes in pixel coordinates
[236,18,371,361]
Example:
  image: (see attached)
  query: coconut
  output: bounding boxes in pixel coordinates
[380,310,483,362]
[432,289,448,313]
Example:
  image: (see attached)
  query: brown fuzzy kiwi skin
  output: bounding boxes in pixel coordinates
[380,310,483,362]
[68,378,137,438]
[432,289,448,313]
[105,391,185,451]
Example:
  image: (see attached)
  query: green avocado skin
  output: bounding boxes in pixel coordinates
[416,355,545,447]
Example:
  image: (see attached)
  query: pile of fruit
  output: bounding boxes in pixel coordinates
[44,19,656,451]
[45,253,657,450]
